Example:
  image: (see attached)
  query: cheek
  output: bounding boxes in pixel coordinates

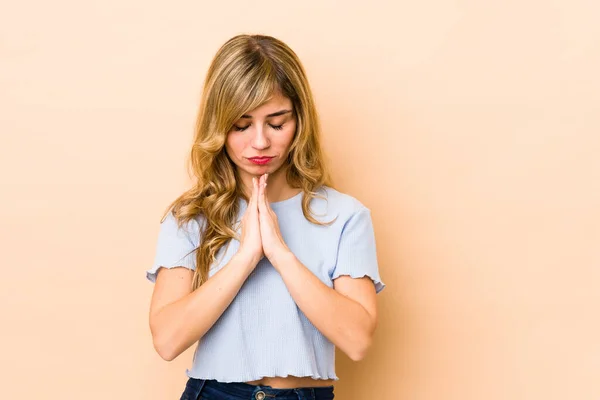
[277,123,296,148]
[225,134,247,157]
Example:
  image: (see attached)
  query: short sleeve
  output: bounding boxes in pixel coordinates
[145,210,201,283]
[331,207,386,294]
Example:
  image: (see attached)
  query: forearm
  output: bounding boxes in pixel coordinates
[152,251,257,361]
[271,251,375,361]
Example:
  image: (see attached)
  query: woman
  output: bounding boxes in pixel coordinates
[146,34,386,400]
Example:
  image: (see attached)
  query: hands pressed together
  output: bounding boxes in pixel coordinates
[238,173,291,267]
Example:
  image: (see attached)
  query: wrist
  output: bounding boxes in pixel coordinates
[235,249,261,269]
[269,248,295,270]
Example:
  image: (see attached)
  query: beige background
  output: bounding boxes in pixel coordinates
[1,0,599,399]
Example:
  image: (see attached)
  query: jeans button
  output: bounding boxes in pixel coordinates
[255,391,266,400]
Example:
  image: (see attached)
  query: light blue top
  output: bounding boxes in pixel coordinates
[146,185,385,383]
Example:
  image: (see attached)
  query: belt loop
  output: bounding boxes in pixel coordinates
[195,379,206,400]
[293,388,303,400]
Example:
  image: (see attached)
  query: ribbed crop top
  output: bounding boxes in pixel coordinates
[146,185,385,382]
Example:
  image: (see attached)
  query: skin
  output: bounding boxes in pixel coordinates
[148,91,378,391]
[225,90,301,206]
[226,92,379,388]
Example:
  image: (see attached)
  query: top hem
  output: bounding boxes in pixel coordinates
[185,369,340,383]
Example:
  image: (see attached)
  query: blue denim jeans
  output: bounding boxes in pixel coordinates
[180,378,335,400]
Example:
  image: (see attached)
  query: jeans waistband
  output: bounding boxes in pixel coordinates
[196,378,334,399]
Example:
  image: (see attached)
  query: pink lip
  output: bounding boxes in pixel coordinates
[248,156,274,165]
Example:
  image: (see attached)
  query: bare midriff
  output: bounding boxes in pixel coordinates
[245,376,335,389]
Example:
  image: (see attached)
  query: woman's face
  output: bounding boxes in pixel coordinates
[225,90,297,181]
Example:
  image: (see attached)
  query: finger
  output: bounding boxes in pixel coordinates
[262,177,274,214]
[263,175,275,215]
[248,178,254,207]
[248,178,256,214]
[251,177,259,209]
[258,175,267,213]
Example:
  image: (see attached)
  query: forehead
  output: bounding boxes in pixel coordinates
[242,90,292,118]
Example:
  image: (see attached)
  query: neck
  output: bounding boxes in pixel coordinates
[239,166,298,203]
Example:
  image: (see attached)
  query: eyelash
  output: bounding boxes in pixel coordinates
[233,124,284,132]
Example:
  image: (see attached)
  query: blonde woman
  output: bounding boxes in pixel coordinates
[146,34,386,400]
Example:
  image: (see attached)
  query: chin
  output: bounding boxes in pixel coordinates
[239,164,268,176]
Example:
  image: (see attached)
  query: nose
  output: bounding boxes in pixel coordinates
[251,125,270,150]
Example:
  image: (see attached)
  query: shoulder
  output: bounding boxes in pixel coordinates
[159,208,206,241]
[312,186,370,220]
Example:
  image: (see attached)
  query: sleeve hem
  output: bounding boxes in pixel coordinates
[146,262,196,283]
[331,272,386,294]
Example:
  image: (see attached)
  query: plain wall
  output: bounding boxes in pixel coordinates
[1,0,599,399]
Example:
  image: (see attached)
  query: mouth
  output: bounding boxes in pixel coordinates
[248,156,275,165]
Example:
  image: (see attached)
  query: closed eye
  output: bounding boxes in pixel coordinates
[232,124,284,132]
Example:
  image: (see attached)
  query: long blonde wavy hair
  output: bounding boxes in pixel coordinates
[161,34,335,291]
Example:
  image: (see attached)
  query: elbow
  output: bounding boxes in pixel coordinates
[347,335,373,362]
[157,347,177,362]
[152,334,180,362]
[150,321,199,362]
[150,318,181,362]
[346,317,377,362]
[349,352,366,362]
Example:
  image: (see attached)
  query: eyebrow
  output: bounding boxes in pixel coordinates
[240,109,292,119]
